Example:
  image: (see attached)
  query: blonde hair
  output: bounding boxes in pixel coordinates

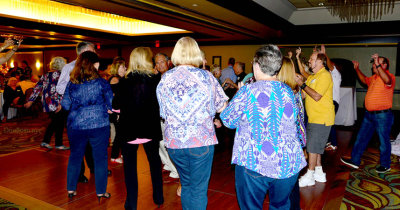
[277,57,298,90]
[49,57,66,71]
[126,47,153,76]
[171,37,203,67]
[109,57,125,76]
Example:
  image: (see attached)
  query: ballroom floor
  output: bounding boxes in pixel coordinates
[0,114,398,210]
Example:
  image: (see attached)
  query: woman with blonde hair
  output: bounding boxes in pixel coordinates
[108,56,126,164]
[119,47,164,209]
[157,37,228,210]
[62,51,113,201]
[25,57,69,150]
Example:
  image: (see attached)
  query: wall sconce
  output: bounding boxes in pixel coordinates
[36,60,41,69]
[10,60,14,68]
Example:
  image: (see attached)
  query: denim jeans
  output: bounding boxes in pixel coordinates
[67,126,110,194]
[351,110,394,168]
[168,145,215,210]
[235,165,299,210]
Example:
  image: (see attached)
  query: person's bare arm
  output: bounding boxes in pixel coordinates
[296,47,309,78]
[352,61,367,85]
[372,53,391,85]
[0,39,21,65]
[295,74,322,101]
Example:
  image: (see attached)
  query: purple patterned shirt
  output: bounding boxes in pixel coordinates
[220,80,307,179]
[156,65,229,149]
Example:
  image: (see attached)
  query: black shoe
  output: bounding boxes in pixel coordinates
[68,191,77,198]
[107,169,112,177]
[78,175,88,183]
[340,157,359,169]
[97,192,111,203]
[376,165,391,173]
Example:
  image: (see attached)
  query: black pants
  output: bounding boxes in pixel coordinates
[122,140,164,210]
[42,111,65,146]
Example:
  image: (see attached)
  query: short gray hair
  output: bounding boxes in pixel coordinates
[50,57,67,71]
[253,44,282,76]
[76,41,94,55]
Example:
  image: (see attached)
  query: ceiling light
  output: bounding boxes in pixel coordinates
[0,0,189,36]
[192,4,198,7]
[327,0,395,22]
[318,3,324,6]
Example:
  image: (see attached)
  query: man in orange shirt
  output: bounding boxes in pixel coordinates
[341,54,395,173]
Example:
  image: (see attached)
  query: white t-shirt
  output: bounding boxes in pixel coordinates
[330,66,342,104]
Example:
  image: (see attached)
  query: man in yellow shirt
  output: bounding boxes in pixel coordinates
[295,52,334,187]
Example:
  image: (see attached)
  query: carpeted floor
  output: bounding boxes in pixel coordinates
[0,114,63,156]
[341,150,400,209]
[0,197,26,210]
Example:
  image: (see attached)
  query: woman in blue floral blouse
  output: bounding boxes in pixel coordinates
[220,45,306,210]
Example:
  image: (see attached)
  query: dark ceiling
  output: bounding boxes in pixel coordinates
[0,0,399,51]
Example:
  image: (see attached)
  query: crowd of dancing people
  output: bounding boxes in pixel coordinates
[1,35,395,210]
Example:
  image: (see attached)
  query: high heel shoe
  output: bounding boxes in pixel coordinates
[68,191,77,198]
[97,192,111,203]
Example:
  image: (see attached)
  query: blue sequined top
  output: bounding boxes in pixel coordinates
[61,78,113,130]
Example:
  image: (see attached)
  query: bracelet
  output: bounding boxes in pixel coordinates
[300,83,307,89]
[376,64,381,68]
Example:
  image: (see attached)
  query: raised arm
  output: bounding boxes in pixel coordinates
[296,47,310,78]
[352,61,367,85]
[372,53,391,85]
[0,39,21,65]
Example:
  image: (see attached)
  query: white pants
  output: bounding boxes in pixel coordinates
[159,140,179,178]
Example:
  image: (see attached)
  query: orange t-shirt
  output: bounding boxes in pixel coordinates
[364,71,395,111]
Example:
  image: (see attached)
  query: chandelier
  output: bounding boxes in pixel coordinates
[327,0,396,22]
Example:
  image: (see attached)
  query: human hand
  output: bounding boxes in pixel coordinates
[55,104,62,113]
[288,51,293,59]
[238,81,244,89]
[4,39,14,47]
[296,47,301,59]
[352,61,359,70]
[371,53,379,65]
[295,74,305,85]
[224,78,234,85]
[214,119,222,128]
[320,45,326,54]
[24,101,33,109]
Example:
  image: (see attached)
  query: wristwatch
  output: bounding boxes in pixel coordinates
[300,83,307,89]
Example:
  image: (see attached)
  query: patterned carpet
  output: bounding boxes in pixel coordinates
[0,114,51,156]
[0,198,26,210]
[341,150,400,209]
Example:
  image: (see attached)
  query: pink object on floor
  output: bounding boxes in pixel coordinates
[128,138,151,144]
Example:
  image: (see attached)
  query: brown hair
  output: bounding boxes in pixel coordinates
[70,51,100,84]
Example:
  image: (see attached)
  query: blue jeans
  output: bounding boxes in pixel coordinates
[351,110,394,168]
[67,126,110,194]
[168,145,214,210]
[235,165,299,210]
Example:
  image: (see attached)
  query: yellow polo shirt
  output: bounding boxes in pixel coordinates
[305,68,335,126]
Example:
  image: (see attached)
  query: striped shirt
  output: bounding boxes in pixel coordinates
[364,71,395,111]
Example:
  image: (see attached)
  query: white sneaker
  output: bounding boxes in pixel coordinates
[299,169,315,187]
[111,157,123,164]
[314,166,326,182]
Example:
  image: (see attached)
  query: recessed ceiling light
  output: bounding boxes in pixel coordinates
[318,2,324,6]
[192,4,198,7]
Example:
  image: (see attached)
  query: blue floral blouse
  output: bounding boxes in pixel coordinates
[220,80,306,179]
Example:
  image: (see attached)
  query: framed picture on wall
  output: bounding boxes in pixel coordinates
[212,56,221,67]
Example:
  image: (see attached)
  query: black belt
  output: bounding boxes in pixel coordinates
[369,109,391,114]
